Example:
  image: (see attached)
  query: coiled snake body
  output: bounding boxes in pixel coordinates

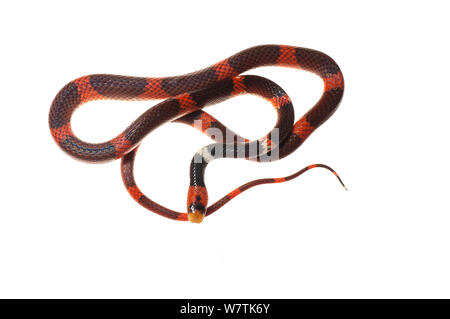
[49,45,345,223]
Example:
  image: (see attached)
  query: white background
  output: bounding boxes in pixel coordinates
[1,0,449,298]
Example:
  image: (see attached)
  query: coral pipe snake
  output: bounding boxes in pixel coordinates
[49,45,346,223]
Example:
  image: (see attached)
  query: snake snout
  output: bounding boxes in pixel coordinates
[187,203,206,223]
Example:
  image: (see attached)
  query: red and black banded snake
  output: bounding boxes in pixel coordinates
[49,45,346,223]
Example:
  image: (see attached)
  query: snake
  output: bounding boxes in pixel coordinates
[49,44,345,223]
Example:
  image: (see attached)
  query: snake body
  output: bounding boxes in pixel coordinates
[49,45,345,223]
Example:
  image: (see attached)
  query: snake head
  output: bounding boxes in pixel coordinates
[187,203,206,223]
[187,186,208,223]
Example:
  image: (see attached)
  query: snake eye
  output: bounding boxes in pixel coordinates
[187,203,206,223]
